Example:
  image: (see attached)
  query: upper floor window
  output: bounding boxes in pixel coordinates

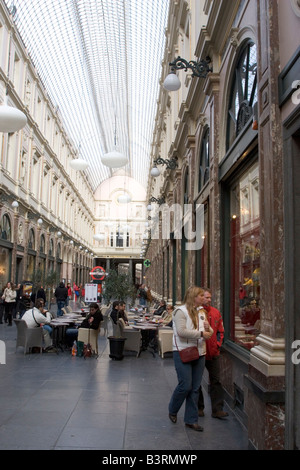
[0,215,11,241]
[28,228,35,250]
[198,127,210,192]
[227,41,257,149]
[40,234,45,254]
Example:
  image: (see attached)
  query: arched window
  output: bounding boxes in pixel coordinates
[198,127,210,192]
[227,41,257,149]
[28,228,35,250]
[40,234,45,253]
[0,214,11,241]
[49,239,54,256]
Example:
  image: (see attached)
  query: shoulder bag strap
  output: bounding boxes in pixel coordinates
[174,312,199,350]
[32,309,40,327]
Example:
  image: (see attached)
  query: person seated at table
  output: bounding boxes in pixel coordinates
[158,304,174,326]
[22,298,54,352]
[110,301,120,324]
[118,301,129,325]
[153,300,166,316]
[65,303,103,346]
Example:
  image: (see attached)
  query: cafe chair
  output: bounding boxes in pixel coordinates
[77,324,101,355]
[61,307,68,316]
[14,319,43,355]
[66,306,72,312]
[158,328,173,358]
[117,319,142,358]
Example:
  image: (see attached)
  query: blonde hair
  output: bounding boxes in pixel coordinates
[182,286,204,329]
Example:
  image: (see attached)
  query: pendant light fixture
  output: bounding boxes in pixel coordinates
[117,193,131,204]
[101,115,128,169]
[70,157,89,171]
[101,14,128,170]
[0,94,27,133]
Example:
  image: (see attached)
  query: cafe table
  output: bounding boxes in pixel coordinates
[131,320,163,356]
[50,315,85,350]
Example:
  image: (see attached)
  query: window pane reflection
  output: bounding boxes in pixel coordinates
[230,161,260,350]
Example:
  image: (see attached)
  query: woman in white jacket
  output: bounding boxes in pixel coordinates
[168,286,213,431]
[2,282,17,326]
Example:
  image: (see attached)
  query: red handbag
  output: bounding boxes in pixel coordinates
[174,335,199,362]
[178,346,199,363]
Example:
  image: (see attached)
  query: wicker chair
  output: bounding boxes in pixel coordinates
[77,324,101,355]
[117,319,142,358]
[158,327,173,358]
[14,319,43,355]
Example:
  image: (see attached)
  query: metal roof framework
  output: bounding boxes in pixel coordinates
[5,0,169,192]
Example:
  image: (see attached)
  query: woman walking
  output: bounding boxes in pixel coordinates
[2,282,17,326]
[168,286,213,431]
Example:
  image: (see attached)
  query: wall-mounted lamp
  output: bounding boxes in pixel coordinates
[163,56,212,91]
[149,196,165,205]
[57,231,62,238]
[37,218,43,225]
[151,156,178,176]
[11,201,19,209]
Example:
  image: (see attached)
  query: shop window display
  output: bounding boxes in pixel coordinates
[230,161,260,350]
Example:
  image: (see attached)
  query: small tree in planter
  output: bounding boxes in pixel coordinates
[102,268,136,304]
[103,268,136,360]
[44,270,60,308]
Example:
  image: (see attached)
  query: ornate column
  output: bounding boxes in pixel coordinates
[203,73,221,305]
[245,0,285,450]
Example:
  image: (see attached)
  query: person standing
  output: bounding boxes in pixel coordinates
[54,282,68,316]
[137,284,147,306]
[168,286,213,432]
[2,282,17,326]
[198,288,228,419]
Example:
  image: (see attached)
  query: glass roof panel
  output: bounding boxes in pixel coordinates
[5,0,169,191]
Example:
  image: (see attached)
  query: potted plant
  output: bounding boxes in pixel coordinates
[103,268,136,360]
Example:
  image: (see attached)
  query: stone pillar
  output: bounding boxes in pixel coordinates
[245,0,285,450]
[203,73,221,306]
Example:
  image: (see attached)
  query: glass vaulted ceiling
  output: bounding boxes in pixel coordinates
[5,0,169,191]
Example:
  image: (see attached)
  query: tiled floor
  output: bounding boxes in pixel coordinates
[0,314,249,451]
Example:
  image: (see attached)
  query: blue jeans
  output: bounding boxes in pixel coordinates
[57,301,65,317]
[169,351,205,424]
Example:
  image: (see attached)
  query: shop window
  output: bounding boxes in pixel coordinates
[227,41,257,149]
[198,128,210,192]
[0,247,10,289]
[229,160,260,350]
[0,215,11,241]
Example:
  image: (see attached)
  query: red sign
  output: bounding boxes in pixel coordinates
[90,266,106,281]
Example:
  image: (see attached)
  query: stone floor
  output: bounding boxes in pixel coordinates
[0,314,249,452]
